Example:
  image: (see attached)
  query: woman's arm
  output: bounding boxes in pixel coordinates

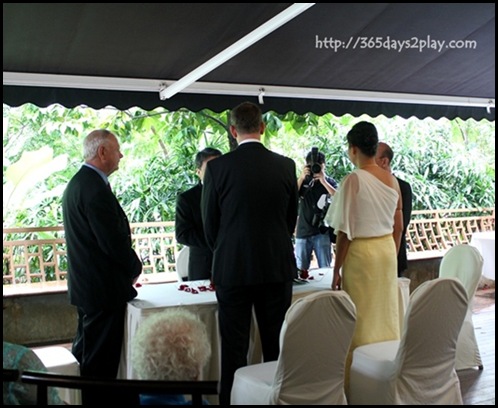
[332,230,351,290]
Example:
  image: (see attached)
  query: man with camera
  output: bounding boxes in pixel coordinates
[296,147,338,279]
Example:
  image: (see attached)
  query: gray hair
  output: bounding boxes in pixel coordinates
[83,129,114,160]
[131,309,211,381]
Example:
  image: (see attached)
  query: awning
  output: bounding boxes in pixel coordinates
[3,3,495,121]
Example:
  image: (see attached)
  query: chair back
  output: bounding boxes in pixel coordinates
[176,246,190,282]
[439,244,483,301]
[393,278,467,404]
[19,371,218,406]
[439,244,484,370]
[271,290,356,405]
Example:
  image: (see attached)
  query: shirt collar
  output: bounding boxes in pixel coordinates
[238,138,262,146]
[83,163,109,184]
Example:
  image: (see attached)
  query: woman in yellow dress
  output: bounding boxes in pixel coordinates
[325,121,403,394]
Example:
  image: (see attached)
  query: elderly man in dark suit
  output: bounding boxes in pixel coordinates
[375,141,413,276]
[62,129,142,405]
[175,147,222,281]
[201,102,298,405]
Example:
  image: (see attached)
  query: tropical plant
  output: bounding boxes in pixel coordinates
[2,104,495,227]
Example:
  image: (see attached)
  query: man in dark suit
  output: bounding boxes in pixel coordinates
[62,129,142,404]
[175,147,222,281]
[376,142,413,276]
[201,102,298,405]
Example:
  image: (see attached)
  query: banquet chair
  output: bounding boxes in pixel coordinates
[20,371,218,406]
[31,345,81,405]
[349,278,467,405]
[231,290,356,405]
[439,244,484,370]
[176,246,190,282]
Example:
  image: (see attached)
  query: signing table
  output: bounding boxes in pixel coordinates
[470,231,495,280]
[119,269,333,382]
[119,268,410,389]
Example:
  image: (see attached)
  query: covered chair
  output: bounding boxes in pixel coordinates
[349,278,467,405]
[175,246,189,282]
[439,244,484,370]
[231,290,356,405]
[31,346,81,405]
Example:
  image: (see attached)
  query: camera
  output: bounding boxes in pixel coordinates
[312,211,328,234]
[309,147,322,175]
[305,147,322,185]
[312,197,331,234]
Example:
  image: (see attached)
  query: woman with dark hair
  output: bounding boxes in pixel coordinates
[325,121,403,392]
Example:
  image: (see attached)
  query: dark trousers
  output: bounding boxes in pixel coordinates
[72,305,127,405]
[216,281,292,405]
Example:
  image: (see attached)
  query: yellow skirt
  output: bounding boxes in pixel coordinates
[343,234,400,390]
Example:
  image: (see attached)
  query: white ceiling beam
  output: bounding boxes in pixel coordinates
[3,71,495,109]
[158,3,316,100]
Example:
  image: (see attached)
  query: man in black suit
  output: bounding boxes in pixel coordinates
[201,102,298,405]
[376,142,413,276]
[62,129,142,404]
[175,147,222,281]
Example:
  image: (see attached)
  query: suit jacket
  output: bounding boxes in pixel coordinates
[62,166,142,312]
[175,183,213,280]
[201,142,298,286]
[397,176,413,275]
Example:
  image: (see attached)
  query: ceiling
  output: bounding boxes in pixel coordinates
[3,3,496,121]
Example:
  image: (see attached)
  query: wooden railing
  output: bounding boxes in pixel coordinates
[3,222,178,287]
[3,208,495,289]
[406,208,495,259]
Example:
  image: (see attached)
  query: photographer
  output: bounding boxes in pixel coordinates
[295,148,338,279]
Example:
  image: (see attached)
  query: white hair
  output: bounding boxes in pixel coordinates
[131,309,211,381]
[83,129,114,160]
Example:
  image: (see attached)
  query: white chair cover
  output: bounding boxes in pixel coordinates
[231,290,356,405]
[439,244,484,370]
[32,346,81,405]
[349,278,467,405]
[175,246,189,282]
[397,277,411,332]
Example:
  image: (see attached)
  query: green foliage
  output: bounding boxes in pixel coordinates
[2,104,495,227]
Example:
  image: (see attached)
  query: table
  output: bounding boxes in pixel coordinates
[470,231,495,280]
[119,269,333,381]
[119,268,410,386]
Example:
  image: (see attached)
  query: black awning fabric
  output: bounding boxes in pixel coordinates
[3,85,491,121]
[3,3,495,121]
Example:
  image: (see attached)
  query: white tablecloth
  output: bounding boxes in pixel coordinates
[119,269,333,381]
[470,231,495,280]
[119,268,410,387]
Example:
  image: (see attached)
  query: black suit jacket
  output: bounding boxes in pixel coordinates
[201,142,298,286]
[175,183,213,280]
[397,176,413,275]
[62,166,142,312]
